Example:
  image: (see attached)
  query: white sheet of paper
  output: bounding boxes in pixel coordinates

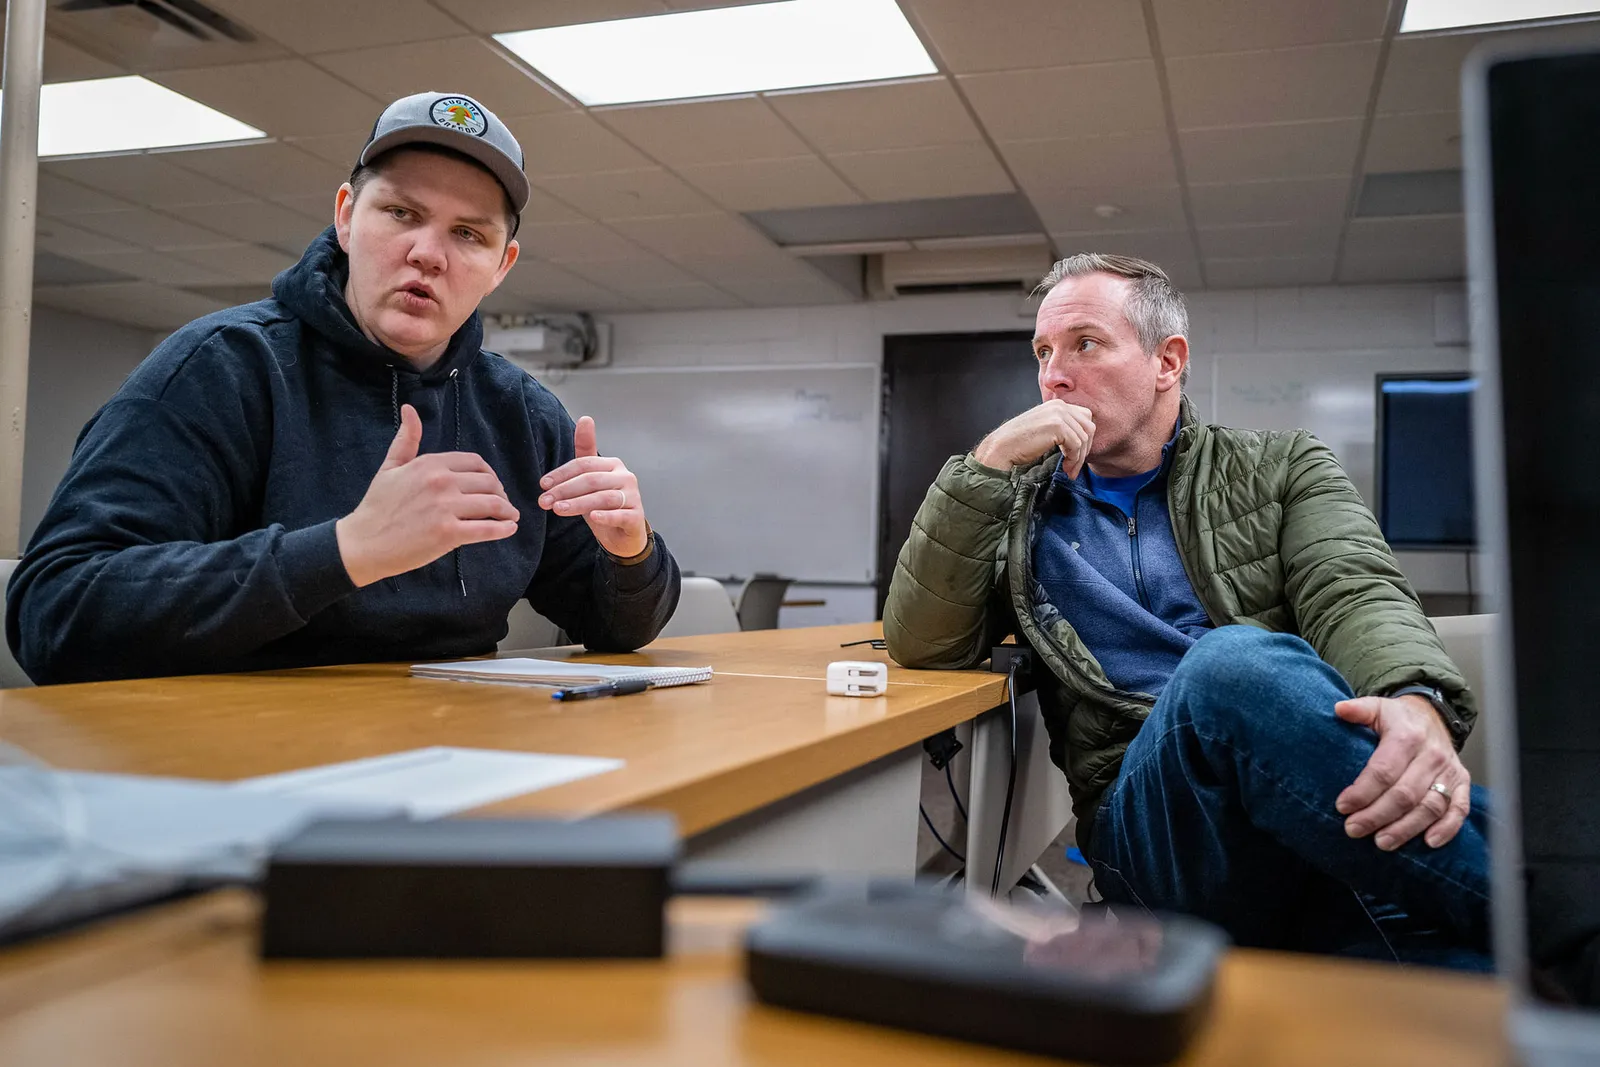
[231,746,624,820]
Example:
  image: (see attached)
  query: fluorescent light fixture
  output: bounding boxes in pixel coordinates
[495,0,937,106]
[1400,0,1600,33]
[0,76,265,158]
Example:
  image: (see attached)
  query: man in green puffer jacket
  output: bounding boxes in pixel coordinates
[885,253,1489,968]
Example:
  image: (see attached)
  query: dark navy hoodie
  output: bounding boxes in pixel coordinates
[6,227,680,684]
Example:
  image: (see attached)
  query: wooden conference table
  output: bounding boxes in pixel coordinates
[0,622,1509,1065]
[0,622,1003,873]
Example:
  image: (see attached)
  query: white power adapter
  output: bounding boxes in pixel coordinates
[826,660,889,697]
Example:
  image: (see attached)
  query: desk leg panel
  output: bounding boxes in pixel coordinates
[681,746,921,877]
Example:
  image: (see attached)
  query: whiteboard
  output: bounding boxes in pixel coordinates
[1211,347,1470,507]
[539,365,879,583]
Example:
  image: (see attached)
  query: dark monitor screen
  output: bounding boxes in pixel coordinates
[1376,375,1477,549]
[1486,49,1600,1007]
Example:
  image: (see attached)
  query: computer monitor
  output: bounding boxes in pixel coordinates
[1464,31,1600,1062]
[1375,374,1477,550]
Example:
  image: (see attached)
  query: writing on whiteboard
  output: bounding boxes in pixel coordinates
[1229,380,1311,407]
[794,389,864,424]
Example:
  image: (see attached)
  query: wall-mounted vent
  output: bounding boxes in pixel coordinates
[1355,169,1463,217]
[54,0,255,42]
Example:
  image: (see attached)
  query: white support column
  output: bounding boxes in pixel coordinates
[0,0,48,556]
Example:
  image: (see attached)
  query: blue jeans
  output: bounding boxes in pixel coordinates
[1087,626,1493,971]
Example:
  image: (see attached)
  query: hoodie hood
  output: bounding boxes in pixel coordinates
[272,226,484,383]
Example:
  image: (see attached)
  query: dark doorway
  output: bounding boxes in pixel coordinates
[876,331,1038,617]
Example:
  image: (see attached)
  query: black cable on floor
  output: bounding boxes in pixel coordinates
[945,761,967,823]
[919,803,965,864]
[991,660,1020,896]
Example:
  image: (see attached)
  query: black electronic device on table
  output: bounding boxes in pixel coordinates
[744,883,1224,1065]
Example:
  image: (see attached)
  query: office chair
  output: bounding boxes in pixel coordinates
[735,574,792,631]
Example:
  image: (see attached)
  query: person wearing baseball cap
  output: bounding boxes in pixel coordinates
[7,91,681,684]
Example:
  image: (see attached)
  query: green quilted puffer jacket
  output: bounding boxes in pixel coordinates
[883,397,1475,849]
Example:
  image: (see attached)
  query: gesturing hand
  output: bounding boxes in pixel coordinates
[538,416,650,559]
[1335,694,1471,851]
[972,399,1096,477]
[336,404,520,587]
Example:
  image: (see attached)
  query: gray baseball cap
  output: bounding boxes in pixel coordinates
[356,91,530,216]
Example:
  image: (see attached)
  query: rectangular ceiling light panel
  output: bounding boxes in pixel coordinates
[495,0,937,106]
[4,76,266,158]
[1400,0,1600,33]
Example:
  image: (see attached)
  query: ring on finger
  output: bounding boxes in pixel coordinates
[1429,781,1451,799]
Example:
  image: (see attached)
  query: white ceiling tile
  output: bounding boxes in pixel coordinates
[41,155,249,207]
[1339,215,1465,282]
[1205,255,1337,288]
[44,11,289,74]
[271,193,341,221]
[169,243,300,283]
[34,282,227,331]
[713,273,850,306]
[489,258,631,305]
[1048,228,1195,265]
[766,79,983,153]
[959,61,1165,141]
[1364,110,1462,173]
[69,208,233,250]
[1188,177,1352,227]
[827,143,1013,201]
[1031,184,1186,233]
[164,142,351,200]
[67,248,225,287]
[486,289,637,314]
[429,0,661,34]
[677,155,861,212]
[511,186,585,225]
[176,200,330,248]
[595,97,810,166]
[672,251,827,285]
[1179,119,1363,182]
[1153,0,1387,57]
[1168,42,1381,128]
[203,0,463,54]
[903,0,1150,73]
[311,37,570,116]
[36,172,133,216]
[1046,228,1201,287]
[627,283,746,311]
[516,221,647,263]
[611,212,779,260]
[535,168,715,221]
[1198,223,1340,259]
[504,112,655,176]
[279,131,371,171]
[150,60,382,138]
[1001,131,1178,191]
[35,219,139,257]
[563,256,706,290]
[1377,31,1497,114]
[41,35,125,81]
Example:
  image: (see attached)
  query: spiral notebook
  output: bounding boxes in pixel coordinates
[410,657,713,689]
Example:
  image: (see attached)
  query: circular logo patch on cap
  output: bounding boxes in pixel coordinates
[429,96,487,137]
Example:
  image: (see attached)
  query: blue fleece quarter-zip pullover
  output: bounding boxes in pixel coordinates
[6,227,681,684]
[1031,421,1213,697]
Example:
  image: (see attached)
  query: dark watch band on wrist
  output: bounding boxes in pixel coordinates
[1386,683,1470,747]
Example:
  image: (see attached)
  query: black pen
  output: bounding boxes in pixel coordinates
[551,678,652,701]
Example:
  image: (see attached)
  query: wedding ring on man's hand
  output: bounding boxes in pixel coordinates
[1430,781,1452,799]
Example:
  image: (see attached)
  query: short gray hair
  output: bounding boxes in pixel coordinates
[1035,253,1190,385]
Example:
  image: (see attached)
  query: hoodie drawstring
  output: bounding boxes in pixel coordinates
[389,365,468,598]
[451,369,465,598]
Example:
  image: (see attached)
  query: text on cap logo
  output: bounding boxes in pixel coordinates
[429,96,487,136]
